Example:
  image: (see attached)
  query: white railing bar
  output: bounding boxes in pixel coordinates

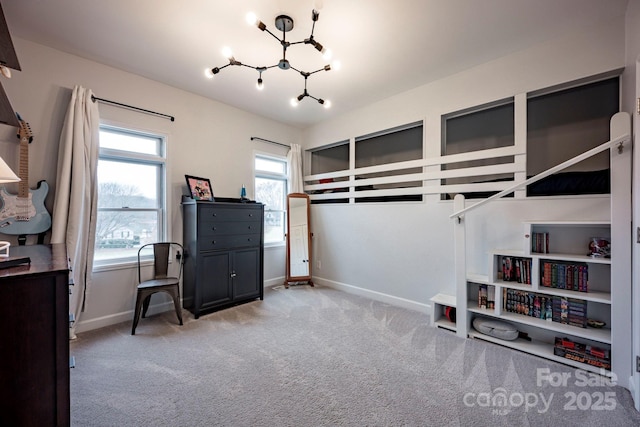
[449,133,629,219]
[305,162,521,192]
[307,178,516,200]
[304,146,524,182]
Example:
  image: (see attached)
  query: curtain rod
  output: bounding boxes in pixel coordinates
[91,95,175,122]
[251,136,290,149]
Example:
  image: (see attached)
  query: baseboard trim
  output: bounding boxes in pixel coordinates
[265,276,285,288]
[312,276,430,313]
[75,301,176,334]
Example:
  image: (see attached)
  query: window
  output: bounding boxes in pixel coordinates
[94,125,166,265]
[254,154,287,245]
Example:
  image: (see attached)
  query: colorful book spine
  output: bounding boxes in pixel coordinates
[478,284,488,309]
[500,256,532,284]
[531,232,550,254]
[540,261,589,292]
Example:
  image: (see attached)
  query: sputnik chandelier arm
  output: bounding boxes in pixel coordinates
[289,65,332,107]
[205,9,338,108]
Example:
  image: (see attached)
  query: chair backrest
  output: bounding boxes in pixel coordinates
[137,242,184,283]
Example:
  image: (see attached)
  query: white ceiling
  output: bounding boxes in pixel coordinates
[2,0,630,128]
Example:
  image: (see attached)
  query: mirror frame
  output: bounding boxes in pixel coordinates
[284,192,313,287]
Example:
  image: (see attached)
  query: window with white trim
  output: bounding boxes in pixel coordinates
[254,154,287,245]
[94,125,167,265]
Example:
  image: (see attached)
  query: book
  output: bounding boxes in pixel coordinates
[554,337,611,369]
[532,232,550,254]
[478,284,487,309]
[487,285,495,309]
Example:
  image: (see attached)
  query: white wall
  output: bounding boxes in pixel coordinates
[0,38,299,332]
[303,16,626,309]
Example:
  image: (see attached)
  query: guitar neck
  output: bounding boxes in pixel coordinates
[18,138,28,198]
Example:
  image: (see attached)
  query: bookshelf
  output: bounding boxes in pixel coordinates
[430,293,456,332]
[464,221,614,375]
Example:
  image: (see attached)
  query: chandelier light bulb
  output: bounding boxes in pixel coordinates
[322,48,332,61]
[204,68,214,79]
[222,46,233,59]
[290,98,299,107]
[323,100,331,109]
[256,78,264,90]
[331,60,342,71]
[246,12,257,26]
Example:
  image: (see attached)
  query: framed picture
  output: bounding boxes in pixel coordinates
[185,175,214,201]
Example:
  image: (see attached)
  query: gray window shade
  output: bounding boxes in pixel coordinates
[442,101,515,198]
[310,141,349,175]
[354,122,423,203]
[355,122,422,167]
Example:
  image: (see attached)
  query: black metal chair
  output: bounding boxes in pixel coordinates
[132,242,184,335]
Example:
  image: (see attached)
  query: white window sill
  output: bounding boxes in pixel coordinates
[93,257,154,273]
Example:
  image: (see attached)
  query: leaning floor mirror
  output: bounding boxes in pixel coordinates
[284,193,313,288]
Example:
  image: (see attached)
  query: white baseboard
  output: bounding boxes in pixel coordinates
[75,301,176,334]
[312,276,430,313]
[77,279,287,334]
[265,276,285,288]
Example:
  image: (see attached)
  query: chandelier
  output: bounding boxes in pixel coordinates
[205,9,339,108]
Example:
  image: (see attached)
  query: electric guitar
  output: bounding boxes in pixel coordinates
[0,114,52,236]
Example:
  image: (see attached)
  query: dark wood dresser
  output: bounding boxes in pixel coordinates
[0,244,70,426]
[182,200,264,318]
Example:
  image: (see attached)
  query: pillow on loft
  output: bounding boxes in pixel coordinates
[472,317,518,341]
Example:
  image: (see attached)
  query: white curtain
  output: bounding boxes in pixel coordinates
[51,85,100,339]
[287,143,304,194]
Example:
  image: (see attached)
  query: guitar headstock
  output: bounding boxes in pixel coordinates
[15,112,33,144]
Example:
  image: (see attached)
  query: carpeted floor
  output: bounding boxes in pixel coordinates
[70,285,640,426]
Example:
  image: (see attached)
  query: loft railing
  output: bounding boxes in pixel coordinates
[304,113,630,205]
[304,144,525,201]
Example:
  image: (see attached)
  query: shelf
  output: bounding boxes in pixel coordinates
[430,293,456,307]
[467,275,533,291]
[433,318,456,332]
[491,280,532,290]
[468,331,612,376]
[467,306,494,315]
[490,249,526,258]
[466,273,489,284]
[524,220,611,227]
[534,287,611,304]
[430,293,456,331]
[534,253,611,265]
[468,307,611,344]
[471,279,609,303]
